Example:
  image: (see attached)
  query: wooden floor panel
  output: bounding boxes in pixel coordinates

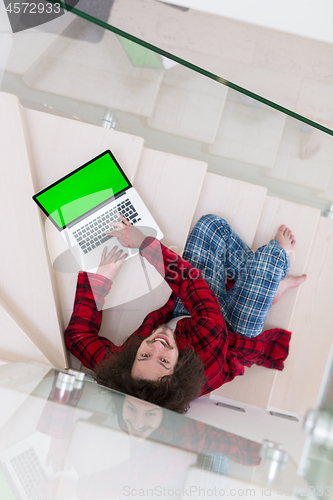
[269,216,333,414]
[23,26,164,117]
[212,196,320,409]
[148,64,227,143]
[253,196,320,331]
[0,93,66,368]
[0,299,52,366]
[24,108,144,188]
[209,91,286,169]
[190,172,267,247]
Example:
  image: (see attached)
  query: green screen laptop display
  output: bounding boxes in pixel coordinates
[0,466,16,500]
[33,151,131,230]
[118,37,163,68]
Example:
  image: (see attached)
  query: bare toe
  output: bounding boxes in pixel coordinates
[287,230,294,241]
[274,225,296,253]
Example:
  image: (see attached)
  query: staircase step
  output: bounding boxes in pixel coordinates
[253,196,320,329]
[190,172,267,248]
[269,216,333,414]
[3,13,75,75]
[0,298,52,365]
[212,196,320,409]
[135,148,208,251]
[24,108,144,187]
[0,92,66,368]
[23,30,164,117]
[0,362,51,428]
[267,116,333,191]
[209,90,286,169]
[148,64,227,143]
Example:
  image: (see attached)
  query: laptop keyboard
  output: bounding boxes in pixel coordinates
[10,448,45,500]
[72,198,141,254]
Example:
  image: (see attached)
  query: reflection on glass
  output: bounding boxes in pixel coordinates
[299,349,333,498]
[0,362,312,500]
[2,4,332,213]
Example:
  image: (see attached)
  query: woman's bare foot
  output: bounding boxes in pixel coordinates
[299,127,321,160]
[272,224,306,303]
[273,274,307,304]
[274,225,296,256]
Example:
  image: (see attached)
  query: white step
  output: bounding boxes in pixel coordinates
[267,116,333,191]
[254,196,320,329]
[23,30,164,117]
[209,90,286,169]
[190,172,267,247]
[1,10,75,75]
[0,298,52,365]
[212,196,320,410]
[24,109,144,325]
[269,216,333,415]
[134,148,208,252]
[24,108,144,188]
[0,362,51,428]
[0,92,66,368]
[148,64,227,143]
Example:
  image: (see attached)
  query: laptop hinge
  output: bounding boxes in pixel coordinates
[66,190,129,230]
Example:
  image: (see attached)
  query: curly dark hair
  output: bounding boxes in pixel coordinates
[93,336,206,414]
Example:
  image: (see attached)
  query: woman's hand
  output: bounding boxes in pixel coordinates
[96,245,128,281]
[106,214,146,249]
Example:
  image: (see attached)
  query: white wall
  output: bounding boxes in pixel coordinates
[157,0,333,44]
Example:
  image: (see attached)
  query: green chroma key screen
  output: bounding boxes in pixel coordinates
[0,467,16,500]
[35,152,130,230]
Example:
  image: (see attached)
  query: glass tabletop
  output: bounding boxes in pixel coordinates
[0,361,313,500]
[1,0,333,214]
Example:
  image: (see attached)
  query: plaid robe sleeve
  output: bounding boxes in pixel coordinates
[228,328,291,371]
[64,272,119,369]
[140,237,224,325]
[158,420,262,466]
[196,424,261,465]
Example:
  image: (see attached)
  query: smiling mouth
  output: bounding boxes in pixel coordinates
[152,337,170,347]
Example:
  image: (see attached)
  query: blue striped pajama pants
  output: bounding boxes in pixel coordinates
[172,214,290,337]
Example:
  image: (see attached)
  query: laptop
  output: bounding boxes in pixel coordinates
[32,150,164,272]
[0,431,79,500]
